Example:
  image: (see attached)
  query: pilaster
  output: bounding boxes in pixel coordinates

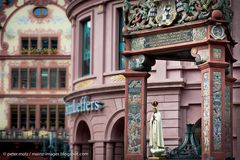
[123,71,150,160]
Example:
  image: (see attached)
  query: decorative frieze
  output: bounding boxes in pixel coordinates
[213,48,222,59]
[123,0,233,32]
[213,72,222,151]
[203,72,210,152]
[225,85,231,155]
[74,79,94,90]
[127,80,142,153]
[131,27,207,51]
[110,75,125,83]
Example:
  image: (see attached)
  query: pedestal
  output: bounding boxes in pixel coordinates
[124,72,150,160]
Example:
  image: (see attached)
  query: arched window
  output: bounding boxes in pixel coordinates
[33,7,48,18]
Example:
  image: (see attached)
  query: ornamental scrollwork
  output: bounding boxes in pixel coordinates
[123,0,233,32]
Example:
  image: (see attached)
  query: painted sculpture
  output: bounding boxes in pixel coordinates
[123,0,233,32]
[149,101,165,157]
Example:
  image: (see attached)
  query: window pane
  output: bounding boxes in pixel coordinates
[20,68,28,89]
[41,69,48,88]
[40,105,47,129]
[22,38,29,49]
[118,8,125,70]
[49,105,56,129]
[42,8,48,16]
[31,38,38,49]
[30,69,37,88]
[12,68,19,88]
[82,20,91,76]
[51,38,58,49]
[50,69,57,88]
[33,7,48,17]
[11,105,18,129]
[29,105,35,129]
[58,106,65,129]
[42,38,49,49]
[20,105,27,129]
[33,8,41,16]
[59,68,66,88]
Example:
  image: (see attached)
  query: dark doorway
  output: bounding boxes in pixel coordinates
[111,117,124,160]
[76,121,93,160]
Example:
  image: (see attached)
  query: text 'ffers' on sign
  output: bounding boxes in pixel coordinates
[65,96,104,115]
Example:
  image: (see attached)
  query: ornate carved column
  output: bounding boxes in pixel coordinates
[123,53,154,160]
[197,40,236,159]
[124,71,149,160]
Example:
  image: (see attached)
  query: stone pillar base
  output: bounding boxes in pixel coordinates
[148,156,167,160]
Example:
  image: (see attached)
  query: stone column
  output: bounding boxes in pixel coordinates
[105,142,113,160]
[93,142,105,160]
[71,144,79,160]
[197,43,235,159]
[123,71,150,160]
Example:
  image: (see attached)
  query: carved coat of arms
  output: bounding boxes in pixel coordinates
[157,0,177,26]
[123,0,233,32]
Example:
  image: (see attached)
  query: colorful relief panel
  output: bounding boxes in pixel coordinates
[213,72,222,151]
[131,27,207,51]
[225,85,231,155]
[213,48,222,59]
[128,80,142,153]
[203,72,210,152]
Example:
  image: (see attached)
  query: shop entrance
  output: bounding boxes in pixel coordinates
[76,121,93,160]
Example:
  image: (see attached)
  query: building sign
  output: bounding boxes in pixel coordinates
[65,96,104,115]
[131,27,207,51]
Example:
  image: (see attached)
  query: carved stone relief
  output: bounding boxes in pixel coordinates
[128,80,142,153]
[213,48,222,59]
[213,71,222,151]
[203,72,210,152]
[191,48,209,65]
[124,0,233,32]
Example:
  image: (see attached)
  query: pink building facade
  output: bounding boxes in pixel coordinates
[64,0,240,160]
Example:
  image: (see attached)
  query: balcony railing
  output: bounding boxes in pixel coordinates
[21,48,58,55]
[0,129,69,141]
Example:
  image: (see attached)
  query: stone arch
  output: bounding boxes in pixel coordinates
[105,109,125,140]
[73,114,93,143]
[76,120,91,143]
[74,118,93,160]
[111,117,124,140]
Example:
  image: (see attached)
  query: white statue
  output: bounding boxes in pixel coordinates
[149,101,165,157]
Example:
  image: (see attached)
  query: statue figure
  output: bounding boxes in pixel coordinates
[149,101,165,157]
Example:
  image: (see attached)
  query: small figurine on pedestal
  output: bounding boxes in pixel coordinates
[149,101,165,160]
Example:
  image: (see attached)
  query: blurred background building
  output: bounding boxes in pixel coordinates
[0,0,71,160]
